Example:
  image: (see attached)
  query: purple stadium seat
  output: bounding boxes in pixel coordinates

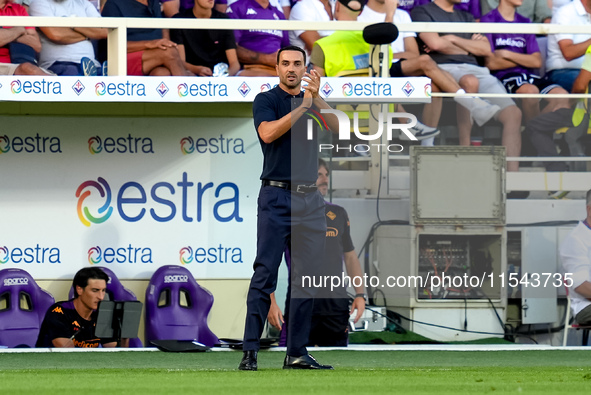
[0,268,54,348]
[68,266,143,347]
[145,265,219,347]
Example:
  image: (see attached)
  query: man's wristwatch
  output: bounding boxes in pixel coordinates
[355,293,367,302]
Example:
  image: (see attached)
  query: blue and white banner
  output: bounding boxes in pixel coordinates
[0,76,431,103]
[0,116,261,280]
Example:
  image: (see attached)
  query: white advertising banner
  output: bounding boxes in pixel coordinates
[0,116,261,280]
[0,76,432,103]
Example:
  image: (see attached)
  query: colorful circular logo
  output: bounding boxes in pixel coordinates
[95,82,106,96]
[75,177,113,227]
[88,246,102,264]
[180,137,194,155]
[424,83,432,97]
[0,135,10,154]
[342,83,353,97]
[10,80,21,94]
[0,246,8,264]
[260,83,272,92]
[178,83,188,97]
[88,136,102,154]
[179,247,193,265]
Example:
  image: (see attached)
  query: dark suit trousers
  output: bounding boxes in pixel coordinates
[243,185,325,356]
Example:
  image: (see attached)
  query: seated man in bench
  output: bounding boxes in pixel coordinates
[36,267,129,348]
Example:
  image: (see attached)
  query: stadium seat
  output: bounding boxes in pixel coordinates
[145,265,218,347]
[68,266,143,347]
[0,268,54,348]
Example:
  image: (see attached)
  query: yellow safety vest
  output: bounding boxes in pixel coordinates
[572,45,591,128]
[316,30,393,77]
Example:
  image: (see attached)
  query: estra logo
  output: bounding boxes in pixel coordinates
[0,246,8,264]
[176,82,229,97]
[179,247,193,264]
[88,245,152,264]
[341,81,393,97]
[11,79,62,95]
[179,245,243,264]
[88,134,154,154]
[0,245,61,264]
[260,83,274,92]
[179,135,245,155]
[95,81,146,97]
[76,177,113,227]
[75,173,243,227]
[0,134,62,154]
[0,135,9,154]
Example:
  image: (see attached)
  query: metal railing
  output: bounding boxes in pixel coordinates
[0,17,589,75]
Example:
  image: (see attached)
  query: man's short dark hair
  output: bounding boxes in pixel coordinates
[277,45,306,65]
[72,267,108,298]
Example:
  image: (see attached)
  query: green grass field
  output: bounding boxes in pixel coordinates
[2,350,591,394]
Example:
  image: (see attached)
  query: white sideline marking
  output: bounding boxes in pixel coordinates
[1,344,589,353]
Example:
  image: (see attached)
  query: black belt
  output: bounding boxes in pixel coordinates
[262,180,317,194]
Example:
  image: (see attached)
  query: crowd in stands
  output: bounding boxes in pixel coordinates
[1,0,590,169]
[0,0,579,80]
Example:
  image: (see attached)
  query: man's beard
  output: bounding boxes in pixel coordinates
[282,73,300,88]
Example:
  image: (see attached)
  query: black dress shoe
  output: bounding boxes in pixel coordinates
[238,350,258,371]
[283,354,333,370]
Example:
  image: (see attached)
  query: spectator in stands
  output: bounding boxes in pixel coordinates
[482,0,570,122]
[546,0,591,92]
[481,0,551,23]
[226,0,290,76]
[0,0,49,75]
[29,0,108,76]
[353,0,501,140]
[170,0,240,76]
[288,0,334,59]
[102,0,189,76]
[412,0,522,171]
